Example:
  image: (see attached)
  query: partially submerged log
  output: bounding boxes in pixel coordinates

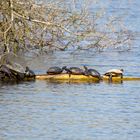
[103,75,140,81]
[35,74,100,83]
[35,73,140,82]
[1,71,140,83]
[36,73,98,80]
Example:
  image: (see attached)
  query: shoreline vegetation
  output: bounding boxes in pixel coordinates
[0,0,133,57]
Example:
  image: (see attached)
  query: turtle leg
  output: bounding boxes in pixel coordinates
[68,72,71,78]
[98,75,102,81]
[120,74,123,83]
[0,72,5,81]
[83,70,89,76]
[121,74,123,79]
[109,73,112,82]
[84,72,90,77]
[87,71,92,77]
[82,72,86,76]
[65,69,71,78]
[99,75,103,81]
[94,75,101,81]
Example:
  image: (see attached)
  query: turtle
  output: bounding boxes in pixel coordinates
[0,63,25,81]
[6,62,26,80]
[0,53,35,81]
[104,69,124,81]
[83,66,102,80]
[25,66,35,78]
[64,67,85,77]
[0,64,13,80]
[0,52,26,73]
[46,66,66,75]
[6,63,35,79]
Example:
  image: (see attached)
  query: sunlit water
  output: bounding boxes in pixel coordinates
[0,1,140,140]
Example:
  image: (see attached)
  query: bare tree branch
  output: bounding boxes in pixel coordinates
[0,0,132,55]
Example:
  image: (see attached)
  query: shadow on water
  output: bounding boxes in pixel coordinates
[0,81,24,87]
[0,78,123,88]
[0,80,36,87]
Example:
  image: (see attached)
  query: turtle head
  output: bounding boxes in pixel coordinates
[83,65,88,70]
[120,69,124,72]
[25,66,29,72]
[62,66,67,70]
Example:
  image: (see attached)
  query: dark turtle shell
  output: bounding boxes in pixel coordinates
[84,66,101,79]
[0,52,26,73]
[0,53,35,81]
[0,64,25,81]
[0,65,13,79]
[47,66,66,75]
[65,67,84,75]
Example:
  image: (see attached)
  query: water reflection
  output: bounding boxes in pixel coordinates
[0,79,140,139]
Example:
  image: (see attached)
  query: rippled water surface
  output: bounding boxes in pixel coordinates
[0,1,140,140]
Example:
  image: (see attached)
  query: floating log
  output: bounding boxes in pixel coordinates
[35,74,140,82]
[36,74,99,82]
[1,73,140,83]
[103,76,140,81]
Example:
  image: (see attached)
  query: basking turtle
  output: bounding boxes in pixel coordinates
[25,66,35,78]
[104,69,124,81]
[0,53,35,81]
[6,62,25,73]
[0,63,25,81]
[0,52,26,73]
[83,66,102,80]
[47,66,66,75]
[7,62,26,80]
[0,65,13,80]
[64,67,85,77]
[7,63,35,79]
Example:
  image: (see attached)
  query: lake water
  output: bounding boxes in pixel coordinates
[0,1,140,140]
